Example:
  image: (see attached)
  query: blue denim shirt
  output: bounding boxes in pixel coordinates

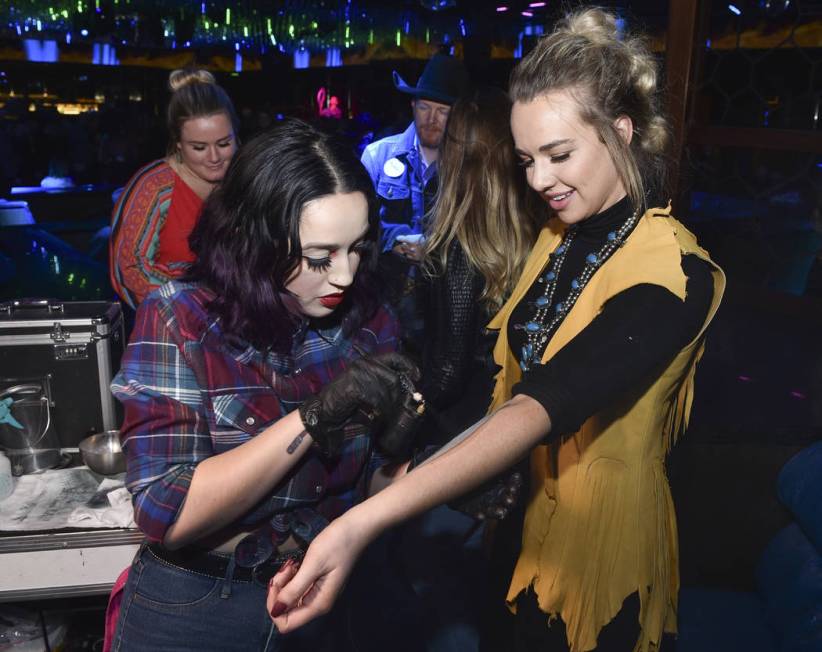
[360,122,438,252]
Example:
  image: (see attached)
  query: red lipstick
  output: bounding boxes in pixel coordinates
[319,293,344,308]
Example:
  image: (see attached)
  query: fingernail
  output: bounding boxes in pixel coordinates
[270,601,288,617]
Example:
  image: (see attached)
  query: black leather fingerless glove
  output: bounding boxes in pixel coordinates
[375,371,426,460]
[298,352,421,458]
[298,394,346,458]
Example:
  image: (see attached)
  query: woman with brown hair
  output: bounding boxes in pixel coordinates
[417,84,538,446]
[381,86,537,652]
[268,9,725,652]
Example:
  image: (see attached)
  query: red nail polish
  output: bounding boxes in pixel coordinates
[270,601,288,617]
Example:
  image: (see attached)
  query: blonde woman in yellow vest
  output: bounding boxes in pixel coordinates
[266,9,725,652]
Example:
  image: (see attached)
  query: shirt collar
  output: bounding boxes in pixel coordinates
[410,133,439,184]
[412,130,432,171]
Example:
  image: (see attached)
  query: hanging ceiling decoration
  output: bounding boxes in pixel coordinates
[0,0,534,61]
[2,1,805,70]
[419,0,458,10]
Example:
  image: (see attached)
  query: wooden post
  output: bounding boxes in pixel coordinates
[665,0,701,215]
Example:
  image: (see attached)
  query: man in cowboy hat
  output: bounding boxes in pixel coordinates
[361,53,469,258]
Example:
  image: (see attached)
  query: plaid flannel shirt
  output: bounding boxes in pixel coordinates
[111,281,399,543]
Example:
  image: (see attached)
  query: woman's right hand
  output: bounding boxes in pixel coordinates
[298,352,420,457]
[267,511,370,632]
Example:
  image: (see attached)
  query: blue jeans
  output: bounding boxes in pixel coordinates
[113,545,335,652]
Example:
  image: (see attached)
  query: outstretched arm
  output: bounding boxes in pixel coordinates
[268,393,550,632]
[267,259,717,629]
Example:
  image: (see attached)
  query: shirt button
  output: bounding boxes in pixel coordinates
[315,485,323,494]
[246,416,255,426]
[294,368,302,375]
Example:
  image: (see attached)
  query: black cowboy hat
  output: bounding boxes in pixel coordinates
[392,54,469,105]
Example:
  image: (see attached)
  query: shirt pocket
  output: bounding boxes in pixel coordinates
[209,388,283,450]
[376,177,410,202]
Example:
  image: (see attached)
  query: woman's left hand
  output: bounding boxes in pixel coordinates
[449,469,523,520]
[267,515,369,633]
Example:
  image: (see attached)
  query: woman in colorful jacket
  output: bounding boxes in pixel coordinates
[109,68,238,309]
[267,9,726,652]
[110,120,421,651]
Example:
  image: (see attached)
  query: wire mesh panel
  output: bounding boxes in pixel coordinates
[677,1,822,445]
[685,0,822,299]
[695,1,822,130]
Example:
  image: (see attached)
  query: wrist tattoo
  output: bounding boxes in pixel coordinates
[287,430,309,454]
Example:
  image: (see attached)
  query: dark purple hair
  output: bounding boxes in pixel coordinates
[187,118,381,351]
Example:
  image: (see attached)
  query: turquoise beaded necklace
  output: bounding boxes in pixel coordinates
[516,207,640,372]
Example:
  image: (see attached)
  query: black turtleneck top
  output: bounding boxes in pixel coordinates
[508,197,715,440]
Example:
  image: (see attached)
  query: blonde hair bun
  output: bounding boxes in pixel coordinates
[642,115,670,155]
[168,68,216,93]
[565,8,619,45]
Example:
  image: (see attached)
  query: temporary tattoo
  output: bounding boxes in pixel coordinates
[287,430,308,454]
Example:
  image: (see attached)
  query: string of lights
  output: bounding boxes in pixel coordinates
[0,1,538,61]
[0,1,812,71]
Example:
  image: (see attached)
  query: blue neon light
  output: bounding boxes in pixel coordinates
[23,39,58,63]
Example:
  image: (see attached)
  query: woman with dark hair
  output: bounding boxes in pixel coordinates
[268,9,726,652]
[110,119,420,651]
[110,68,239,309]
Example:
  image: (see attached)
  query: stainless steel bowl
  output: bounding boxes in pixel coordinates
[79,430,126,475]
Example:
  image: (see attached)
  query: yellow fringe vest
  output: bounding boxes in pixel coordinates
[487,206,725,652]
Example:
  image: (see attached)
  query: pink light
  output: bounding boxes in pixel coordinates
[521,10,534,17]
[790,390,807,399]
[737,375,752,382]
[496,5,508,11]
[529,1,546,7]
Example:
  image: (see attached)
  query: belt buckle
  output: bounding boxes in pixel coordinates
[234,533,304,587]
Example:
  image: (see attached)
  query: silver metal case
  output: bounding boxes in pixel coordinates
[0,300,124,449]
